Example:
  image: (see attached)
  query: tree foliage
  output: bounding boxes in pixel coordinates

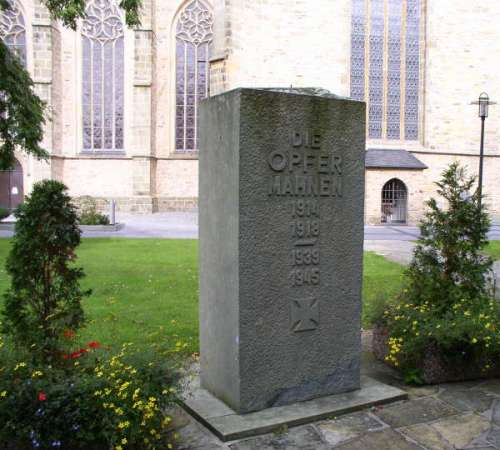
[2,180,90,362]
[0,39,47,170]
[406,162,492,308]
[41,0,142,30]
[0,0,142,169]
[380,163,500,380]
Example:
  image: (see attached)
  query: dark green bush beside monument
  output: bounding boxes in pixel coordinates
[2,180,89,362]
[373,163,500,384]
[0,180,180,449]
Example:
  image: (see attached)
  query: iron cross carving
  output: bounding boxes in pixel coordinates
[291,298,319,332]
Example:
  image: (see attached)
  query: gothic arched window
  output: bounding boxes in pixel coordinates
[0,0,27,66]
[82,0,124,152]
[350,0,421,141]
[175,0,213,152]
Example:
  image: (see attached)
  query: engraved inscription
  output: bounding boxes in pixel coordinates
[291,298,319,332]
[266,130,342,332]
[289,198,322,291]
[267,131,343,198]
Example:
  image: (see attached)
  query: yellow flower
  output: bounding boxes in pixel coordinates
[31,370,43,378]
[471,337,478,344]
[0,391,7,398]
[115,446,122,450]
[118,421,130,429]
[121,438,127,445]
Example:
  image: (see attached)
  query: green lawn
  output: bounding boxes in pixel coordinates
[0,239,404,352]
[485,242,500,260]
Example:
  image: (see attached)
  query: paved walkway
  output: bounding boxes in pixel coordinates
[173,332,500,449]
[364,240,415,265]
[2,212,500,241]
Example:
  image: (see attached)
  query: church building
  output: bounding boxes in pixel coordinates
[1,0,499,224]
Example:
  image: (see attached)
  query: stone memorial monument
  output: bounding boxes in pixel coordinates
[186,88,406,441]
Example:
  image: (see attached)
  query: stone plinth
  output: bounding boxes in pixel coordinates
[199,88,366,414]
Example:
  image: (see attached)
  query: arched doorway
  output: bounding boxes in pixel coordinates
[0,159,24,210]
[381,179,407,224]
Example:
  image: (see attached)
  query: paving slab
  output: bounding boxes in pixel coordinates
[316,412,385,446]
[487,427,500,448]
[478,380,500,397]
[493,400,500,425]
[373,396,458,428]
[228,425,329,450]
[333,428,423,450]
[182,376,407,441]
[405,385,439,399]
[430,413,491,449]
[176,419,230,450]
[464,447,497,450]
[399,423,453,450]
[438,386,495,412]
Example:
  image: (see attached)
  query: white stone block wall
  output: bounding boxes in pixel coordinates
[7,0,500,220]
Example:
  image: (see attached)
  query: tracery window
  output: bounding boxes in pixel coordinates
[175,0,213,152]
[350,0,421,141]
[0,0,27,66]
[82,0,124,152]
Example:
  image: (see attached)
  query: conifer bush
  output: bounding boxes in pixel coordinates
[377,163,500,383]
[0,180,182,449]
[2,179,89,363]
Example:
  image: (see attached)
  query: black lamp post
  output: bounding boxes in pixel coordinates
[471,92,496,209]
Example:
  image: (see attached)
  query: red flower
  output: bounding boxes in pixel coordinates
[38,392,47,401]
[79,348,88,354]
[63,329,75,339]
[70,352,81,359]
[62,354,69,360]
[87,341,100,349]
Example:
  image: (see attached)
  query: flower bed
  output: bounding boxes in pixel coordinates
[371,164,500,385]
[0,334,182,449]
[372,324,500,384]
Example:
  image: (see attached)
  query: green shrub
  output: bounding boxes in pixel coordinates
[0,334,181,449]
[0,207,10,220]
[2,180,90,364]
[78,196,110,226]
[0,183,183,448]
[380,163,500,375]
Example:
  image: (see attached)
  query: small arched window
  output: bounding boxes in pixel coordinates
[175,0,214,152]
[381,178,407,224]
[0,0,27,66]
[82,0,125,152]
